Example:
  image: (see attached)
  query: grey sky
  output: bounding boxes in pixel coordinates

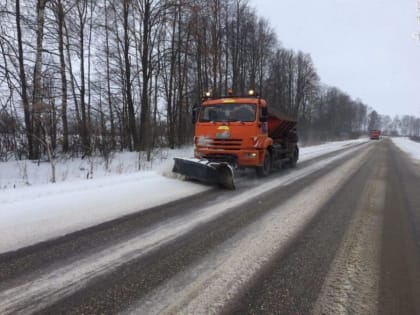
[251,0,420,117]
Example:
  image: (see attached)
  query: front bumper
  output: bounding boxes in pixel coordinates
[195,147,261,167]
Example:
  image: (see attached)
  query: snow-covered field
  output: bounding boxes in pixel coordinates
[0,139,370,254]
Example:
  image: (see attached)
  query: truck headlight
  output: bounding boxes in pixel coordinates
[197,136,211,146]
[243,152,257,159]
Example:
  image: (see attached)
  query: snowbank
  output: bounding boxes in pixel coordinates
[391,137,420,161]
[0,147,192,189]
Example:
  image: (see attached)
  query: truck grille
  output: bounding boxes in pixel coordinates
[208,138,242,150]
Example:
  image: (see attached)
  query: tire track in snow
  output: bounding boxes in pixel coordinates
[123,146,372,315]
[312,155,385,314]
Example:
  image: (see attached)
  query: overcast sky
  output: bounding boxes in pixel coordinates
[250,0,420,117]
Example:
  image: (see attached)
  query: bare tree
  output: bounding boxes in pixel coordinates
[103,0,116,149]
[31,0,48,159]
[1,0,394,160]
[76,0,91,154]
[368,110,381,131]
[15,0,34,158]
[123,0,138,151]
[51,0,69,152]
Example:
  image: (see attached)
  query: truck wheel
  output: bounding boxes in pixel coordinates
[290,147,298,168]
[256,151,271,177]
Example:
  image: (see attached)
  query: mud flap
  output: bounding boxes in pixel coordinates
[172,158,235,190]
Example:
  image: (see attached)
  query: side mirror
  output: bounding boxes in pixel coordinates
[192,105,198,124]
[260,107,268,122]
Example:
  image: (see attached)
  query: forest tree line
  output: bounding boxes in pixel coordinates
[0,0,419,161]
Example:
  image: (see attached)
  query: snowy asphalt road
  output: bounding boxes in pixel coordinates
[1,139,420,314]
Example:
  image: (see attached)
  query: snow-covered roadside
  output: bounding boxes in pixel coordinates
[0,174,209,254]
[0,147,192,189]
[391,137,420,162]
[0,139,368,254]
[299,138,367,161]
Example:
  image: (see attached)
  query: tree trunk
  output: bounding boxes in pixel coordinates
[123,0,138,151]
[57,0,69,152]
[78,0,91,155]
[104,0,116,149]
[15,0,34,159]
[64,19,81,152]
[139,0,151,151]
[32,0,48,160]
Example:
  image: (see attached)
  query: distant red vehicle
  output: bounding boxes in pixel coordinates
[370,129,380,140]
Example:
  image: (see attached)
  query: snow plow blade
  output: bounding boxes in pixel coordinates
[172,158,235,190]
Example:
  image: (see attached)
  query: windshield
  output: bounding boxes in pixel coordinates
[199,104,256,122]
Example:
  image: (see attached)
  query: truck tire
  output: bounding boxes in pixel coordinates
[290,147,298,168]
[256,151,271,177]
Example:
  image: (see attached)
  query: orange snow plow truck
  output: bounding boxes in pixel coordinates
[370,129,380,140]
[173,91,299,189]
